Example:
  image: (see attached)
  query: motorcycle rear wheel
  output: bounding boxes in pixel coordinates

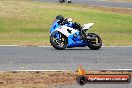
[50,32,67,50]
[87,33,102,50]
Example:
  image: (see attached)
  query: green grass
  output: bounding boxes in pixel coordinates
[0,1,132,46]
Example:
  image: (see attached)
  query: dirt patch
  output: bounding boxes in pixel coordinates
[0,71,131,88]
[74,4,132,14]
[106,0,132,2]
[92,6,132,14]
[0,71,76,88]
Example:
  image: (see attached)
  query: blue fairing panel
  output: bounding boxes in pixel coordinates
[67,35,75,47]
[50,20,60,33]
[67,33,86,47]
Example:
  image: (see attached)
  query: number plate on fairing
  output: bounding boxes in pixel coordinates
[56,26,78,37]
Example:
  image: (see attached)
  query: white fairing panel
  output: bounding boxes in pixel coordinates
[56,26,78,37]
[83,23,94,30]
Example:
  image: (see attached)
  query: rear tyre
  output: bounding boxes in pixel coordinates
[50,32,67,50]
[87,33,102,50]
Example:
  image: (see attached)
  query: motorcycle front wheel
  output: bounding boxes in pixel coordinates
[50,32,67,50]
[87,33,102,50]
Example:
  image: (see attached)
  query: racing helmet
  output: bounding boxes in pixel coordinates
[56,15,64,22]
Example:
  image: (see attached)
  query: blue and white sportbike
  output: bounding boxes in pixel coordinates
[50,16,102,50]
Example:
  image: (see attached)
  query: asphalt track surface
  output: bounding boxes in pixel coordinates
[0,46,132,88]
[60,83,132,88]
[0,46,132,71]
[33,0,132,8]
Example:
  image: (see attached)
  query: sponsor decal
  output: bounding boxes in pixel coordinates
[76,66,131,85]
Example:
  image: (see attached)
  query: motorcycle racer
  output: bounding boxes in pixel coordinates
[64,18,74,27]
[64,17,82,31]
[55,15,82,31]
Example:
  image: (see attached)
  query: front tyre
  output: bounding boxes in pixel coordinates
[50,32,67,50]
[87,33,102,50]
